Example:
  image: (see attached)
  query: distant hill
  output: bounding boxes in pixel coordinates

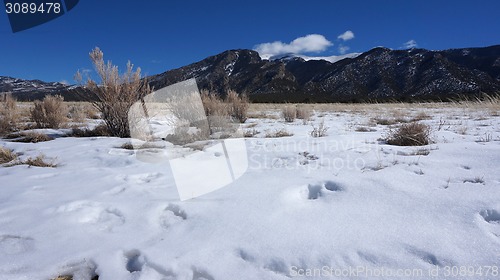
[3,45,500,102]
[149,45,500,102]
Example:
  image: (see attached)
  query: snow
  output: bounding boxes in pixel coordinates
[259,53,361,64]
[1,105,500,280]
[295,53,361,63]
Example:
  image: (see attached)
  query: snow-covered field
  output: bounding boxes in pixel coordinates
[1,104,500,280]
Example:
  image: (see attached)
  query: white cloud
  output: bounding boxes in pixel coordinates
[403,39,418,49]
[337,30,355,41]
[59,80,69,85]
[338,45,350,55]
[254,34,333,58]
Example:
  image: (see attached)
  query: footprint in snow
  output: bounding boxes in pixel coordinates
[480,209,500,223]
[479,209,500,242]
[159,204,187,229]
[307,180,344,200]
[123,250,176,278]
[118,172,163,185]
[191,267,215,280]
[57,201,125,231]
[0,234,35,255]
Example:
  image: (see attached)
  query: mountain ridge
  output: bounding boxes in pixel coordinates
[2,45,500,102]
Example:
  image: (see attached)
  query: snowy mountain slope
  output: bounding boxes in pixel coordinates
[1,105,499,279]
[0,76,69,97]
[149,45,500,102]
[4,45,500,102]
[261,52,361,63]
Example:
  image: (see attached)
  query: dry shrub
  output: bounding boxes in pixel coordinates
[52,275,98,280]
[355,126,376,132]
[68,123,111,137]
[84,104,101,119]
[200,90,232,134]
[244,128,260,137]
[226,90,249,123]
[69,105,87,122]
[30,95,68,128]
[14,132,54,143]
[282,105,296,122]
[164,125,207,145]
[75,47,151,138]
[296,105,312,122]
[265,128,294,138]
[166,90,210,143]
[310,120,329,137]
[0,93,19,135]
[201,90,227,117]
[23,154,56,167]
[371,117,398,125]
[3,153,56,168]
[412,111,432,121]
[52,276,73,280]
[385,122,431,146]
[0,146,17,164]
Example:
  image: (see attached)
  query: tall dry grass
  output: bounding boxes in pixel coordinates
[30,95,68,128]
[0,93,18,135]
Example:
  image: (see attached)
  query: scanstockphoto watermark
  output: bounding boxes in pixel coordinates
[248,152,367,172]
[247,138,377,172]
[290,265,499,278]
[248,137,379,154]
[290,265,424,278]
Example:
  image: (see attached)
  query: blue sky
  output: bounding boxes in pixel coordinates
[1,0,500,83]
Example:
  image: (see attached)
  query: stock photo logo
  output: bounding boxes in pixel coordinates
[4,0,79,32]
[128,79,249,201]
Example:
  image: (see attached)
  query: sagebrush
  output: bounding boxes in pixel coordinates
[0,93,19,135]
[30,95,68,128]
[76,47,151,138]
[0,146,17,164]
[282,105,296,122]
[385,122,431,146]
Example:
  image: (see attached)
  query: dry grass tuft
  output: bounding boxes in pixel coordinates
[52,275,98,280]
[52,276,72,280]
[23,154,57,167]
[30,95,68,128]
[226,90,249,123]
[13,132,54,143]
[68,124,111,137]
[296,105,312,122]
[265,128,294,138]
[411,111,432,121]
[310,120,329,137]
[355,126,377,132]
[0,146,17,164]
[385,122,431,146]
[282,105,297,122]
[68,104,87,123]
[0,93,19,136]
[244,128,260,138]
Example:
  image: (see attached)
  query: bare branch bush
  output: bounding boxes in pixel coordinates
[76,47,151,137]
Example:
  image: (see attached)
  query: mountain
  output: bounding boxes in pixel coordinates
[264,52,361,64]
[0,76,72,101]
[149,45,500,102]
[0,76,68,97]
[3,45,500,102]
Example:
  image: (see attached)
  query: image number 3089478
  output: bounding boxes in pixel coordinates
[4,0,79,32]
